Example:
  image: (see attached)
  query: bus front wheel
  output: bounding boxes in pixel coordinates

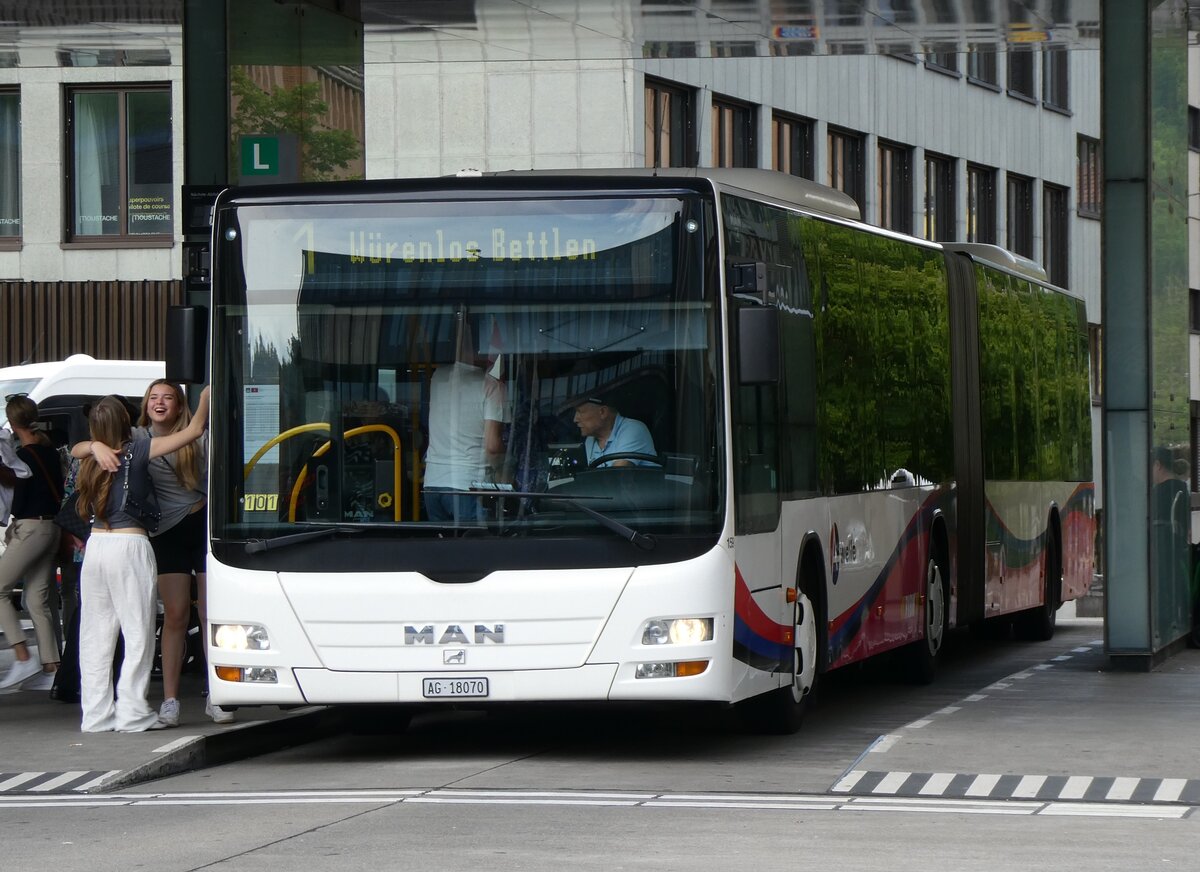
[737,584,821,735]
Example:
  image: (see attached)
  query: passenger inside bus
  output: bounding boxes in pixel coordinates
[421,314,511,522]
[572,394,658,468]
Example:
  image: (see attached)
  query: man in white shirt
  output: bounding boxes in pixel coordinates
[422,318,510,522]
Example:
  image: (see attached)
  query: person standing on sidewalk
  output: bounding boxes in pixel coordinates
[121,379,230,724]
[71,388,209,732]
[0,395,63,691]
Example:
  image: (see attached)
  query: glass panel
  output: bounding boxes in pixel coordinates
[126,90,173,235]
[0,92,18,237]
[73,91,120,236]
[212,195,722,544]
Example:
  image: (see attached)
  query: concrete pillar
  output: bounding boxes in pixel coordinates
[1101,1,1192,663]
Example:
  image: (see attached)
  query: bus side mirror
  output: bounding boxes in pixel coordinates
[737,306,779,385]
[166,305,208,384]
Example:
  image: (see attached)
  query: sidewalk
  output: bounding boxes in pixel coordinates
[0,642,337,793]
[829,612,1200,805]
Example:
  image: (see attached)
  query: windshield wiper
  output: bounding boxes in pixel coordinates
[244,525,362,554]
[467,489,656,551]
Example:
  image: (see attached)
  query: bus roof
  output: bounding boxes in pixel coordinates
[942,242,1050,284]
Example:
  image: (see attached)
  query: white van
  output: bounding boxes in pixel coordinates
[0,354,165,445]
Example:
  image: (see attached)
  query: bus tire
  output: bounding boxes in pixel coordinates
[1015,525,1061,642]
[738,559,824,735]
[903,537,948,685]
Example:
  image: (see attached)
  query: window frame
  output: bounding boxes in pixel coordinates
[877,139,913,233]
[1042,182,1069,288]
[923,152,955,242]
[966,42,1000,89]
[1076,135,1102,219]
[966,162,997,244]
[711,94,756,169]
[0,86,20,250]
[1041,43,1070,113]
[63,82,175,247]
[644,77,695,169]
[772,111,814,180]
[1007,44,1037,103]
[1006,172,1035,258]
[827,126,866,213]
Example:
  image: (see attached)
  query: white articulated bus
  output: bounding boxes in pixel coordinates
[187,168,1093,732]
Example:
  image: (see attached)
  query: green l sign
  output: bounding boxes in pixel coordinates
[240,136,279,176]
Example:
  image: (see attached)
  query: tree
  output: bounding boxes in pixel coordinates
[230,66,360,182]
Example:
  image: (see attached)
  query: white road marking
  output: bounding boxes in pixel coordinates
[872,771,912,794]
[0,772,43,791]
[1012,775,1047,798]
[0,787,1188,821]
[152,736,202,754]
[1154,779,1187,803]
[1105,778,1140,801]
[831,771,867,792]
[963,693,988,701]
[917,773,956,795]
[1059,776,1094,799]
[965,774,1002,797]
[29,771,89,792]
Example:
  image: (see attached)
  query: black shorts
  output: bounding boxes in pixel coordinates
[150,508,207,576]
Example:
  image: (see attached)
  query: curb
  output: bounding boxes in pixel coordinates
[92,706,344,793]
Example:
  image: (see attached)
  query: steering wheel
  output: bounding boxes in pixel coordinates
[587,452,661,469]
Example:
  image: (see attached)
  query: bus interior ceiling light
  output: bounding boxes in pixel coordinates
[212,623,271,651]
[642,618,713,645]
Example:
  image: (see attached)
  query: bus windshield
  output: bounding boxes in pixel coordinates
[211,192,723,550]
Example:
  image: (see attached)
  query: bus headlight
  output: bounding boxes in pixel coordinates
[212,623,271,651]
[641,618,713,646]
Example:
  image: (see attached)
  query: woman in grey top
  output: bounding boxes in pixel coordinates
[90,380,232,726]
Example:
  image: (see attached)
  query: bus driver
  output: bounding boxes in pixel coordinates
[573,395,657,468]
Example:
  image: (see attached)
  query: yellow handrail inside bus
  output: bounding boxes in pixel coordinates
[243,423,332,480]
[288,424,403,522]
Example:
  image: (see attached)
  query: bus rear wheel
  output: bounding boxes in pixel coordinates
[738,588,820,735]
[1015,531,1061,642]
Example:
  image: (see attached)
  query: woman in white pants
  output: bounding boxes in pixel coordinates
[70,388,209,733]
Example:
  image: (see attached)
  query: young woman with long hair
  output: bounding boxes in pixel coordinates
[71,387,209,732]
[0,395,63,690]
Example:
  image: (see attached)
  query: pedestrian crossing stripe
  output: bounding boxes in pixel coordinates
[0,770,119,793]
[832,770,1200,804]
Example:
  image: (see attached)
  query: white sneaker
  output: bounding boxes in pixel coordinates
[19,669,54,692]
[158,698,180,727]
[0,657,41,689]
[206,698,234,724]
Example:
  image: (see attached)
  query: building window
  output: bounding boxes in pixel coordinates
[924,153,955,242]
[772,112,814,179]
[0,89,19,243]
[877,140,912,233]
[645,78,694,168]
[66,85,173,241]
[711,96,755,168]
[967,163,996,243]
[1077,135,1101,218]
[1006,172,1034,258]
[1089,323,1101,405]
[1007,45,1036,101]
[1042,44,1069,111]
[1190,106,1200,151]
[924,42,959,75]
[827,126,865,212]
[966,42,999,86]
[712,41,757,58]
[644,41,698,59]
[1043,183,1069,287]
[1190,288,1200,332]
